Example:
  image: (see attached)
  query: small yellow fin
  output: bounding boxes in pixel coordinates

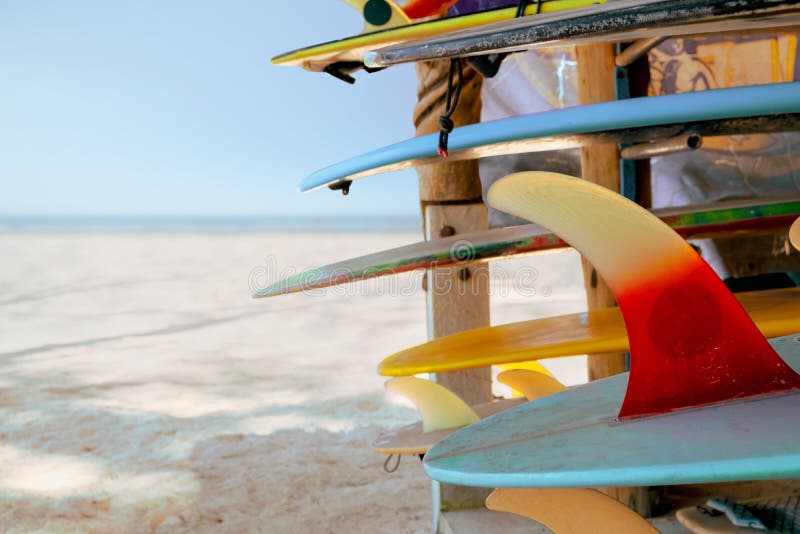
[385,377,479,432]
[790,216,800,252]
[497,360,553,377]
[340,0,411,34]
[497,369,566,400]
[486,488,658,534]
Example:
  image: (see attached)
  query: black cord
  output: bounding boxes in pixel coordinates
[438,0,542,155]
[383,454,401,473]
[438,58,464,158]
[515,0,543,17]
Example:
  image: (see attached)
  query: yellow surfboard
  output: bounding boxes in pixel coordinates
[378,287,800,376]
[272,0,600,73]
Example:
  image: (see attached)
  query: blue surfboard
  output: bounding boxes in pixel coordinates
[423,334,800,488]
[298,82,800,193]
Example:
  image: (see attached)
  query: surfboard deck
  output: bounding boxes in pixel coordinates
[423,334,800,488]
[253,198,800,298]
[378,287,800,376]
[271,0,598,73]
[298,83,800,193]
[365,0,800,68]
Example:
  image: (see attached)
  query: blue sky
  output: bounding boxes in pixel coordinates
[0,1,421,217]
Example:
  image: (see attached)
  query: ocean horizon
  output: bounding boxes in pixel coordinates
[0,214,421,233]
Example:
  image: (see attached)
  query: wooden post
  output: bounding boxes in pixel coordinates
[575,42,648,514]
[414,60,492,518]
[575,43,629,382]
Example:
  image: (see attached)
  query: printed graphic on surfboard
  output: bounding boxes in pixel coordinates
[272,0,599,78]
[364,0,800,68]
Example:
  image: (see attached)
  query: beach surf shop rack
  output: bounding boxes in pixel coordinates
[265,1,800,531]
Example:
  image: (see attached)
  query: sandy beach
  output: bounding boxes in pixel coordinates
[0,230,587,533]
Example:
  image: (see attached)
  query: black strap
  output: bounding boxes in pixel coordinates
[438,58,464,157]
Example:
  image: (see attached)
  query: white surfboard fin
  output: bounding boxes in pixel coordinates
[497,369,566,400]
[339,0,411,34]
[486,488,658,534]
[385,377,479,432]
[790,216,800,252]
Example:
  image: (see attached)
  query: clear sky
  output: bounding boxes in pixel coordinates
[0,1,422,217]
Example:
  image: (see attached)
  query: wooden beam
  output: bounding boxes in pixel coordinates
[425,204,491,407]
[575,43,629,381]
[576,41,642,514]
[414,59,492,517]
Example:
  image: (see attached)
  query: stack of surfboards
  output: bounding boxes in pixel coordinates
[268,2,800,531]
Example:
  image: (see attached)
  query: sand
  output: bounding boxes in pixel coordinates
[0,231,587,533]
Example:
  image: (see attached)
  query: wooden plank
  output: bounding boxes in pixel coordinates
[425,203,492,405]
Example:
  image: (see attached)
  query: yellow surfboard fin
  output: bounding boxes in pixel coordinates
[497,361,554,397]
[497,369,566,400]
[385,377,479,432]
[497,360,553,377]
[340,0,411,34]
[486,488,658,534]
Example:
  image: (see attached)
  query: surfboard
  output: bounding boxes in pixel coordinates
[676,504,764,533]
[423,172,800,488]
[364,0,800,68]
[378,286,800,376]
[253,198,800,298]
[677,496,800,533]
[298,82,800,193]
[271,0,599,77]
[373,370,564,455]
